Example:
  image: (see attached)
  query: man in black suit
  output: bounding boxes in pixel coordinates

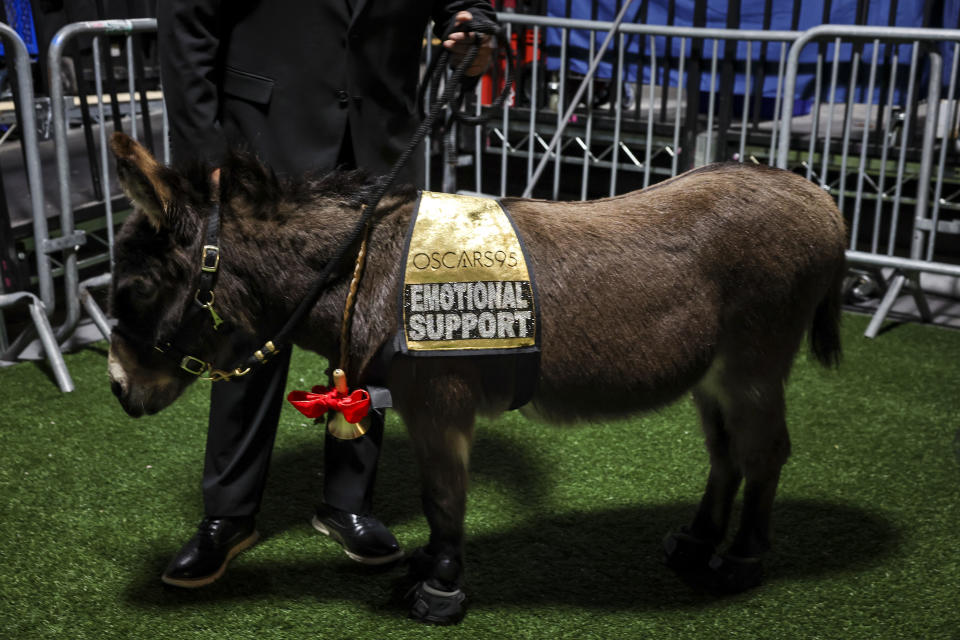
[157,0,496,588]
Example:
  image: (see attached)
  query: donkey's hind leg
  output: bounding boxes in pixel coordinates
[665,353,792,594]
[708,374,790,593]
[664,387,743,576]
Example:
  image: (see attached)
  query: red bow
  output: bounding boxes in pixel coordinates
[287,385,371,423]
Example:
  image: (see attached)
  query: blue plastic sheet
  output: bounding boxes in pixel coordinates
[0,0,40,57]
[543,0,960,115]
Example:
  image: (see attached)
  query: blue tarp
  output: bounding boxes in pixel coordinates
[547,0,957,31]
[0,0,40,57]
[544,0,960,114]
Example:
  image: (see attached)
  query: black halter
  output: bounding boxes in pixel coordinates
[112,202,261,381]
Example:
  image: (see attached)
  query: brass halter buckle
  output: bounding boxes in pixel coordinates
[180,355,210,376]
[201,245,220,272]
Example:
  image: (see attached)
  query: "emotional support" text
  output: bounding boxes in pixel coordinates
[404,281,535,342]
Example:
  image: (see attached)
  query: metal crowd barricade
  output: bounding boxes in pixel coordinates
[0,23,73,391]
[47,18,165,348]
[459,12,803,200]
[776,25,960,337]
[23,14,960,372]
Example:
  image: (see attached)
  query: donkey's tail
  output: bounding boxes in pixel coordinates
[810,265,844,368]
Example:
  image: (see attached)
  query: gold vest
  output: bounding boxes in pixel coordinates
[399,191,540,356]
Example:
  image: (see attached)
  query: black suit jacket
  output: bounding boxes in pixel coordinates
[158,0,495,181]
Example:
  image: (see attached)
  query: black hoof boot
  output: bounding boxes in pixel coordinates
[663,528,716,573]
[404,548,466,625]
[704,553,764,594]
[406,580,466,625]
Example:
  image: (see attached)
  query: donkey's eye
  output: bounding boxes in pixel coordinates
[132,278,156,302]
[113,277,158,322]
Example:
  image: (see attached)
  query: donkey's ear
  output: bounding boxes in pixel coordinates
[110,132,173,230]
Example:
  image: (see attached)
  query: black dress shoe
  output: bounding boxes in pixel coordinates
[161,516,259,588]
[311,504,403,565]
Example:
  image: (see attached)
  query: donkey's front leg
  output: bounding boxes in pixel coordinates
[405,413,474,624]
[392,361,478,625]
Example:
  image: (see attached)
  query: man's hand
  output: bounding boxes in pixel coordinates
[443,11,495,77]
[210,167,220,198]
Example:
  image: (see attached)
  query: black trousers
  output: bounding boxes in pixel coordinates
[201,124,383,518]
[202,346,385,517]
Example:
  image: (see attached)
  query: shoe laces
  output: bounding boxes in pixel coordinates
[197,517,227,543]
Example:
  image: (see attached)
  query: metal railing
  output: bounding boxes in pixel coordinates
[452,14,959,338]
[457,12,804,200]
[776,25,960,337]
[47,18,165,347]
[5,14,960,392]
[0,22,72,390]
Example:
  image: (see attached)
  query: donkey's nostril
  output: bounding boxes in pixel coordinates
[111,380,123,399]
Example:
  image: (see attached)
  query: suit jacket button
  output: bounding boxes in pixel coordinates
[336,90,350,105]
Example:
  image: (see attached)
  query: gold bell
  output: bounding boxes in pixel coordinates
[326,369,369,440]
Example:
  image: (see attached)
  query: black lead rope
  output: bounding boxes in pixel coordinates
[242,17,513,372]
[418,19,515,127]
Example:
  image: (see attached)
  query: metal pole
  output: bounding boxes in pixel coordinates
[521,0,637,198]
[910,52,941,261]
[0,25,52,310]
[48,19,157,343]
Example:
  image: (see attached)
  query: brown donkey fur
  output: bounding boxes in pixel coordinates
[107,132,846,623]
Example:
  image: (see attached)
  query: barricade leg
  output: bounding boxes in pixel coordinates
[0,292,74,392]
[79,273,113,341]
[863,271,932,338]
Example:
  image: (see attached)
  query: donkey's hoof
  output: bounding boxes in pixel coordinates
[406,580,466,625]
[663,528,715,573]
[704,553,764,594]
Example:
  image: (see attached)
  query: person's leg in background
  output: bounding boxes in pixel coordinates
[313,407,402,564]
[310,123,401,564]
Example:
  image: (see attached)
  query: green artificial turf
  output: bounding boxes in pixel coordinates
[0,312,958,639]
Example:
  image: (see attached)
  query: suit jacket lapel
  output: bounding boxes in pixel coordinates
[349,0,369,25]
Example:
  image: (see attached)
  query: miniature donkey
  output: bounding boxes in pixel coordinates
[107,132,846,624]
